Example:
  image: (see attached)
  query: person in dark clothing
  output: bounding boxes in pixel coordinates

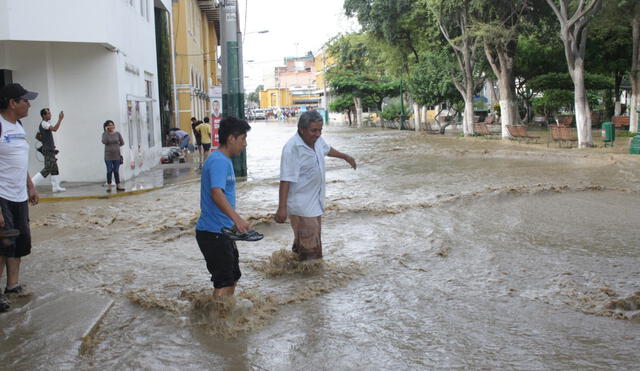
[31,108,66,192]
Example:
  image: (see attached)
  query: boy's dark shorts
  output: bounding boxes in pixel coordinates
[202,143,211,152]
[0,197,32,258]
[195,230,241,289]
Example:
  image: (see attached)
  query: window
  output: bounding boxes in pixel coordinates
[145,77,155,147]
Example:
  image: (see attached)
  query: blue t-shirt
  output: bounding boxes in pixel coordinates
[196,150,236,233]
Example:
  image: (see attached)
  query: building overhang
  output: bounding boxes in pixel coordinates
[198,0,221,44]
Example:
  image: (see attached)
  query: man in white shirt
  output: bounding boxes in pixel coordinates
[32,107,66,192]
[275,110,356,260]
[0,83,39,312]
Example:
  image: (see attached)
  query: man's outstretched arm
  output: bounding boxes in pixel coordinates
[327,148,356,169]
[50,111,64,132]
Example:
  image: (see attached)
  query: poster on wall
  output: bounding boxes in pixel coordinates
[210,85,222,149]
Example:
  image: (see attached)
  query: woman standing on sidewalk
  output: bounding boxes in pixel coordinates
[101,120,125,192]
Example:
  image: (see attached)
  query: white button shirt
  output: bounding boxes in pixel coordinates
[280,133,331,217]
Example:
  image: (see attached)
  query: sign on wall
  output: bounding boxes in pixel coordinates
[210,85,222,149]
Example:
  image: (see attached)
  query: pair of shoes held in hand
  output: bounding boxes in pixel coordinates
[220,226,264,241]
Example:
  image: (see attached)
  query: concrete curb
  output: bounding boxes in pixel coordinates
[39,186,164,203]
[38,177,201,203]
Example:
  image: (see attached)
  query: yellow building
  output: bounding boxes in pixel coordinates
[172,0,219,134]
[259,88,293,108]
[314,49,335,109]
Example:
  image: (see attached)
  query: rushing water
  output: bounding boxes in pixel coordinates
[2,121,640,370]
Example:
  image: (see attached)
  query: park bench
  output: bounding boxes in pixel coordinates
[549,125,578,147]
[473,122,499,138]
[556,115,574,127]
[507,125,540,143]
[612,115,630,129]
[515,125,540,142]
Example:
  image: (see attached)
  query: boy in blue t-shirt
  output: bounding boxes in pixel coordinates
[195,116,251,297]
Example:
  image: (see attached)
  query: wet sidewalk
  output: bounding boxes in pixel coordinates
[37,162,202,202]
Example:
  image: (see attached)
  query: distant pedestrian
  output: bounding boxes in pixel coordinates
[195,116,252,297]
[191,117,202,166]
[174,129,190,157]
[0,83,40,312]
[275,110,356,261]
[101,120,125,192]
[32,108,66,192]
[195,117,212,162]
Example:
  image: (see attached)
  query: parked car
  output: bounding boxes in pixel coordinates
[252,109,267,120]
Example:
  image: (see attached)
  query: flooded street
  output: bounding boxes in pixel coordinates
[3,121,640,369]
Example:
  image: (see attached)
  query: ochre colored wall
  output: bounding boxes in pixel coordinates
[173,0,218,134]
[259,89,293,108]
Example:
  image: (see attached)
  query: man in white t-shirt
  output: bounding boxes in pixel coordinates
[32,107,66,192]
[275,110,356,261]
[0,83,39,312]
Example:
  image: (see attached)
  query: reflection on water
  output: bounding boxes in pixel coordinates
[2,122,639,369]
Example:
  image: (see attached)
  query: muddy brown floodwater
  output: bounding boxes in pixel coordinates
[2,121,640,369]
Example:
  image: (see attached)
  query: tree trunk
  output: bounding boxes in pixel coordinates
[347,109,353,127]
[546,0,600,147]
[413,102,420,131]
[614,72,623,116]
[484,43,518,138]
[630,11,640,133]
[354,97,363,128]
[573,65,593,146]
[463,85,475,136]
[498,71,518,138]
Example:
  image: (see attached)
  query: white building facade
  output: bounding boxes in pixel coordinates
[0,0,172,182]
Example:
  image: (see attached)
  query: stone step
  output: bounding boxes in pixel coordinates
[0,291,113,366]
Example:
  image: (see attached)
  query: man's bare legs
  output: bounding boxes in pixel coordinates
[0,256,20,288]
[212,281,237,297]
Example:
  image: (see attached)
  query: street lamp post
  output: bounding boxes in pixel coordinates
[221,0,246,177]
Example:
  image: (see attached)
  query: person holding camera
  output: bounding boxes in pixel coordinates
[32,108,65,192]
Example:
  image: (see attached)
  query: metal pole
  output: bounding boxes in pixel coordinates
[400,79,405,130]
[221,0,247,177]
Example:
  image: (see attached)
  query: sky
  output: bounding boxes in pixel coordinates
[237,0,359,92]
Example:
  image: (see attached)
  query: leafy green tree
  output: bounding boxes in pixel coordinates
[427,0,483,136]
[326,33,396,127]
[247,85,263,106]
[344,0,443,131]
[329,95,356,126]
[513,23,566,120]
[407,49,462,132]
[473,0,534,137]
[545,0,603,147]
[344,0,438,71]
[587,2,633,118]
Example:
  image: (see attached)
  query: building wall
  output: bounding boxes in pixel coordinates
[277,71,315,89]
[173,0,218,136]
[259,89,292,108]
[0,0,170,182]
